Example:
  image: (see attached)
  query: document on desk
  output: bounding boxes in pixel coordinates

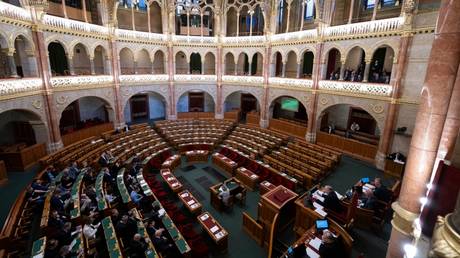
[313,193,325,202]
[306,247,319,258]
[313,202,324,210]
[309,237,322,250]
[315,208,328,217]
[210,226,219,233]
[187,200,195,205]
[200,214,209,221]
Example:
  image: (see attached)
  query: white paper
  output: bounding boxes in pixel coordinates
[315,208,327,217]
[309,237,322,250]
[200,214,209,221]
[250,175,258,179]
[210,226,219,233]
[215,231,225,239]
[313,202,324,210]
[167,178,174,181]
[187,200,195,205]
[313,194,325,202]
[306,247,320,258]
[180,193,189,198]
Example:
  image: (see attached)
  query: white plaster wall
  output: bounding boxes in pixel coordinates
[177,93,189,112]
[204,93,215,112]
[324,104,350,130]
[224,92,241,112]
[390,104,419,156]
[148,94,165,119]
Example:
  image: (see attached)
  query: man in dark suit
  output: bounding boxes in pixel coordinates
[319,231,346,258]
[151,229,174,254]
[128,233,149,257]
[362,189,378,210]
[373,178,392,203]
[322,185,343,213]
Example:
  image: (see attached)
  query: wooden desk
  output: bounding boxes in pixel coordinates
[210,178,244,211]
[212,153,237,177]
[0,160,7,185]
[178,190,202,215]
[236,167,259,191]
[259,180,276,196]
[160,169,184,193]
[161,154,181,170]
[197,212,228,251]
[384,159,405,179]
[185,150,209,164]
[260,185,298,227]
[116,168,132,205]
[101,217,123,258]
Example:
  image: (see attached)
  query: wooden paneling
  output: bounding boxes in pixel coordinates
[242,212,264,246]
[177,112,214,119]
[61,123,113,146]
[246,113,260,125]
[316,131,377,162]
[0,143,46,171]
[224,111,240,122]
[269,118,307,139]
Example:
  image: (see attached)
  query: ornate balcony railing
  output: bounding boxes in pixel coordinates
[119,74,169,84]
[117,29,166,42]
[222,75,264,85]
[0,78,42,96]
[51,75,113,89]
[43,15,109,35]
[0,1,32,23]
[174,74,217,82]
[269,77,313,89]
[221,36,266,44]
[172,35,217,44]
[270,29,317,43]
[318,80,392,96]
[324,17,404,38]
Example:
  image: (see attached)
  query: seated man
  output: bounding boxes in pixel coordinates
[128,233,149,258]
[151,229,174,254]
[218,183,231,207]
[130,187,143,206]
[320,185,343,213]
[116,214,137,243]
[361,189,378,210]
[319,231,345,258]
[373,178,392,203]
[82,216,101,240]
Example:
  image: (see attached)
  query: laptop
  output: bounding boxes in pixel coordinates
[361,177,370,184]
[315,219,329,231]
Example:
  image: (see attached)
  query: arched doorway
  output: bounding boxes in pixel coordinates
[153,50,165,74]
[369,46,395,84]
[124,92,166,124]
[224,52,236,75]
[175,51,188,74]
[190,53,202,74]
[72,43,91,75]
[269,96,308,124]
[13,35,38,77]
[59,96,114,135]
[272,52,283,77]
[285,51,297,78]
[325,48,341,80]
[301,51,314,79]
[136,49,152,74]
[48,42,69,76]
[344,46,365,82]
[94,45,108,75]
[317,104,380,145]
[204,53,215,75]
[0,109,48,147]
[119,48,135,74]
[177,91,215,113]
[224,91,260,122]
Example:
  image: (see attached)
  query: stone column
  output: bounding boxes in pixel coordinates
[151,61,155,74]
[339,61,346,80]
[372,0,379,21]
[216,45,224,119]
[248,62,252,76]
[260,44,272,128]
[386,1,460,257]
[5,49,18,78]
[234,62,238,75]
[67,55,76,75]
[133,60,138,74]
[105,57,112,75]
[167,41,177,120]
[236,12,240,36]
[82,0,88,23]
[89,57,96,75]
[281,62,287,77]
[363,59,371,82]
[348,0,355,24]
[201,59,205,75]
[306,42,323,143]
[375,36,412,170]
[108,36,124,129]
[296,62,302,78]
[187,61,190,74]
[61,0,68,18]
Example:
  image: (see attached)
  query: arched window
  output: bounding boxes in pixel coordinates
[278,0,284,29]
[304,0,314,20]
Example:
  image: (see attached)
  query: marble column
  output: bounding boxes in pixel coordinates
[234,62,238,75]
[339,61,346,80]
[281,62,287,77]
[372,0,379,21]
[296,62,302,78]
[67,56,76,75]
[248,62,252,76]
[151,61,155,74]
[386,1,460,257]
[306,43,323,143]
[90,58,96,75]
[6,53,18,78]
[348,0,355,24]
[108,38,124,128]
[201,60,205,75]
[187,61,190,74]
[376,36,412,170]
[363,60,371,82]
[133,61,138,74]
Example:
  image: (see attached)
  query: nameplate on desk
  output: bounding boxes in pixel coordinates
[210,226,219,233]
[306,247,319,258]
[200,214,209,221]
[309,237,322,250]
[313,202,324,210]
[314,208,327,217]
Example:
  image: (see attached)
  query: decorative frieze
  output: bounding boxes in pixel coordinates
[50,75,113,89]
[119,74,169,85]
[222,75,264,86]
[318,80,393,97]
[0,1,32,23]
[269,77,313,89]
[0,78,42,96]
[324,17,404,39]
[174,74,217,83]
[42,15,109,36]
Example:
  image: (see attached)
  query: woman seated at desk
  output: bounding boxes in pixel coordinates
[319,231,346,258]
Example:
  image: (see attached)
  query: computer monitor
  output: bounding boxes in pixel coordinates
[361,177,370,184]
[315,219,329,231]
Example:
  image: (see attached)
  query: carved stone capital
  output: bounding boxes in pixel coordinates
[429,214,460,258]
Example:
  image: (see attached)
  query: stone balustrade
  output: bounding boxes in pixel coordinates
[42,14,109,35]
[119,74,169,85]
[0,78,42,96]
[318,80,393,96]
[268,77,313,89]
[0,1,32,23]
[324,17,404,38]
[174,74,217,82]
[222,75,264,85]
[50,75,113,88]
